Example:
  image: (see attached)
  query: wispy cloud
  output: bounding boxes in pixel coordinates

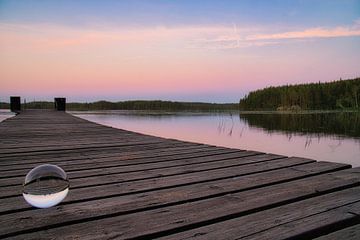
[191,20,360,50]
[247,27,360,41]
[1,20,360,52]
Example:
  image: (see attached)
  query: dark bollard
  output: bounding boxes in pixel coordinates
[54,98,66,111]
[10,96,21,112]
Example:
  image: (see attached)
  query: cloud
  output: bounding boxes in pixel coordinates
[190,20,360,50]
[354,18,360,26]
[247,27,360,41]
[1,20,360,52]
[0,22,236,49]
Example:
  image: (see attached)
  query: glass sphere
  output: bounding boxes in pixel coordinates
[23,164,69,208]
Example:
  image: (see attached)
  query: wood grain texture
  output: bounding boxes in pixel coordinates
[314,224,360,240]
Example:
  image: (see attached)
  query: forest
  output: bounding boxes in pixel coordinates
[239,78,360,110]
[67,100,239,111]
[2,78,359,112]
[0,100,238,112]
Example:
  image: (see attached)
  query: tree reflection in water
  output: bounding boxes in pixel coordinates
[236,112,360,149]
[238,112,360,139]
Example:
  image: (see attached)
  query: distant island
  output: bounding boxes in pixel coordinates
[1,78,359,112]
[0,100,238,112]
[239,77,360,111]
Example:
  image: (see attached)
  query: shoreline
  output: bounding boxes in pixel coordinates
[1,108,360,115]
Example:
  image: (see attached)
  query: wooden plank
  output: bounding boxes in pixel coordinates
[243,205,360,240]
[0,142,203,166]
[155,188,360,240]
[0,136,164,150]
[4,168,359,239]
[0,163,353,237]
[0,153,288,197]
[0,149,253,184]
[65,156,313,189]
[0,161,344,215]
[314,224,360,240]
[0,139,169,155]
[0,147,242,177]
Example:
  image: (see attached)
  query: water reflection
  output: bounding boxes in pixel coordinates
[237,113,360,160]
[239,112,360,139]
[0,109,15,122]
[72,111,360,167]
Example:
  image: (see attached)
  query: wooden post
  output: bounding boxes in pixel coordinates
[54,98,66,111]
[10,96,21,112]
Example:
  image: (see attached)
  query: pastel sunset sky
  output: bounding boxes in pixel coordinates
[1,0,359,102]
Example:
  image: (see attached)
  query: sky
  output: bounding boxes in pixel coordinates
[0,0,360,103]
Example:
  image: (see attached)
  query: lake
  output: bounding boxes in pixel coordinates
[0,110,15,122]
[70,110,360,167]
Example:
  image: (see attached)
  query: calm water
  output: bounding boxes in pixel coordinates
[72,111,360,167]
[0,109,15,122]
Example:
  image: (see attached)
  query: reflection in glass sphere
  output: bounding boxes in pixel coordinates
[23,164,69,208]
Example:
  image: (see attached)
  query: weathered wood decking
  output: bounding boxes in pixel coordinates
[0,110,359,239]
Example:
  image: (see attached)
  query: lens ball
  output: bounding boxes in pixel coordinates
[23,164,69,208]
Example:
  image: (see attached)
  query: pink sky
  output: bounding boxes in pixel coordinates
[1,22,360,102]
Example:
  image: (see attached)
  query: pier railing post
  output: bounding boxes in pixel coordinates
[10,96,21,113]
[54,98,66,111]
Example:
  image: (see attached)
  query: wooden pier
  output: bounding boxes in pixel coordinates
[0,110,359,239]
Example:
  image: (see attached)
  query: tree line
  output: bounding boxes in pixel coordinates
[68,100,239,111]
[2,78,359,111]
[239,78,360,110]
[0,100,239,112]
